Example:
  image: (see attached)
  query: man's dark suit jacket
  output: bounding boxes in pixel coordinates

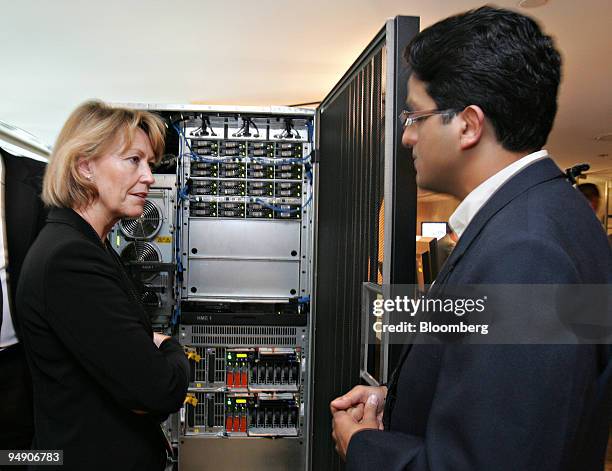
[347,158,612,470]
[17,207,190,471]
[1,149,46,336]
[0,148,46,450]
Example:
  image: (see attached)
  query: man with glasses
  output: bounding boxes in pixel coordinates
[331,6,611,470]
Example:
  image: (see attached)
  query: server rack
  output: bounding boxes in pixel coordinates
[112,105,314,471]
[176,108,314,471]
[111,14,419,471]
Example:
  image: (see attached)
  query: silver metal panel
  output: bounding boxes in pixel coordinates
[0,120,51,157]
[188,219,301,259]
[360,283,388,386]
[111,102,315,117]
[381,20,395,386]
[152,173,176,189]
[383,18,395,292]
[305,159,320,471]
[298,165,315,301]
[187,259,300,299]
[181,325,305,348]
[179,436,305,471]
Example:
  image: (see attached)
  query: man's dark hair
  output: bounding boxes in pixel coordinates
[576,183,600,201]
[404,6,561,153]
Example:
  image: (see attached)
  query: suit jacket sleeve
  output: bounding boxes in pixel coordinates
[43,239,189,416]
[347,344,598,471]
[346,236,601,470]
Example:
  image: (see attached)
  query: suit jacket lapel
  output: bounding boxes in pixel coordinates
[433,158,564,288]
[385,158,566,420]
[4,154,42,294]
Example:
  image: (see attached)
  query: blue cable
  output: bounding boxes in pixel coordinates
[185,152,310,165]
[175,120,314,211]
[178,184,190,201]
[184,153,238,163]
[250,155,311,165]
[171,305,181,326]
[174,123,312,165]
[172,122,186,327]
[254,193,312,214]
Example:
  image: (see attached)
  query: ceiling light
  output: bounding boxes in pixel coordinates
[518,0,549,7]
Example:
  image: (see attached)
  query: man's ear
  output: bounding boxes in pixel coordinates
[459,105,485,150]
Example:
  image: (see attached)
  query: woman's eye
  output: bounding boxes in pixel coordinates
[129,156,140,164]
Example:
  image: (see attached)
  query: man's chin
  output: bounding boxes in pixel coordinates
[415,177,441,194]
[415,175,429,190]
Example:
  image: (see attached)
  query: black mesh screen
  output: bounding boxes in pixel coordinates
[312,16,420,470]
[313,45,386,471]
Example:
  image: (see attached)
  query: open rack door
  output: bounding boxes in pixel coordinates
[311,15,419,470]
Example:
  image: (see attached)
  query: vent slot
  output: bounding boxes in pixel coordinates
[190,326,298,347]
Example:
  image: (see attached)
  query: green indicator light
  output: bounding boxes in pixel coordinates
[116,235,120,247]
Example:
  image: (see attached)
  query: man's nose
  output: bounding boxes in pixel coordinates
[402,126,417,148]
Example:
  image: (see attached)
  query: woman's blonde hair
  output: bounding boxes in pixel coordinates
[42,100,166,208]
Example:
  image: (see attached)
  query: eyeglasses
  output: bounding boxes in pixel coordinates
[399,108,458,128]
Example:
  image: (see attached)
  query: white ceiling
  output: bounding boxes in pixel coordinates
[1,0,610,175]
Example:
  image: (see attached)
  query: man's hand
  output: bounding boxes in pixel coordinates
[332,394,381,460]
[153,332,170,348]
[330,385,386,430]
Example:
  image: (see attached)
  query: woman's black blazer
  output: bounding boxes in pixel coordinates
[17,207,189,470]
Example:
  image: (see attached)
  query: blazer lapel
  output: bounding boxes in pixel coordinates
[48,208,153,332]
[3,153,42,288]
[433,158,565,288]
[385,158,566,419]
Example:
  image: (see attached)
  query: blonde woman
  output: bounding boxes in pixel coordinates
[17,101,188,470]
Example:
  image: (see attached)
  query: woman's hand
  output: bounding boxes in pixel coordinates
[131,332,171,414]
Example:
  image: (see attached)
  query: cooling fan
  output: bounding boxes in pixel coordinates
[119,199,162,239]
[141,289,161,308]
[120,242,161,282]
[120,241,161,263]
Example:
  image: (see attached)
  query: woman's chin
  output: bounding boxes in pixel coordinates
[121,205,145,219]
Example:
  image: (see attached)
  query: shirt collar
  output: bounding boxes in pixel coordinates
[449,149,549,238]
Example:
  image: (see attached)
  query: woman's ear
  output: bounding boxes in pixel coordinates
[459,105,485,150]
[76,157,94,181]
